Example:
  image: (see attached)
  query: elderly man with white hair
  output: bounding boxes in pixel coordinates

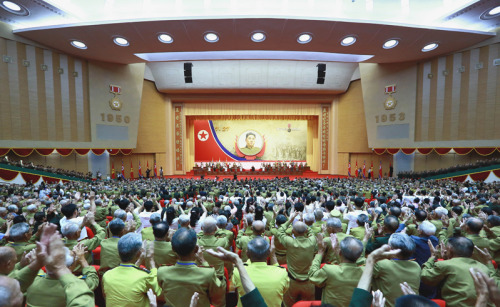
[409,221,438,267]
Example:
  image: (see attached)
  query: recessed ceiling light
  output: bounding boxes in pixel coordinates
[70,40,87,49]
[0,0,28,15]
[383,39,399,49]
[341,36,356,46]
[422,42,438,52]
[297,33,312,44]
[204,32,219,43]
[481,6,500,19]
[158,33,173,44]
[251,32,266,42]
[113,37,129,47]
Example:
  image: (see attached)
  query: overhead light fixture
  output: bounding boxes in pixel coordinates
[204,32,219,43]
[422,42,438,52]
[251,32,266,42]
[297,33,312,44]
[341,36,356,46]
[70,40,87,49]
[0,0,28,15]
[481,5,500,19]
[113,36,129,47]
[158,33,173,44]
[383,39,399,49]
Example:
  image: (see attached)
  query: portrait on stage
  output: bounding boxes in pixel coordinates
[194,119,307,162]
[235,130,265,160]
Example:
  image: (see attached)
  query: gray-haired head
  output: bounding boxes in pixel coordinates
[434,207,448,217]
[326,217,342,230]
[178,214,190,227]
[247,236,270,262]
[114,209,127,221]
[11,197,18,204]
[418,221,436,236]
[61,222,81,237]
[202,217,217,234]
[304,213,315,225]
[0,208,7,215]
[26,204,37,212]
[314,209,324,221]
[118,233,143,262]
[59,199,69,206]
[7,205,17,213]
[109,218,126,236]
[95,199,103,206]
[245,214,254,224]
[0,276,23,307]
[150,213,161,225]
[83,203,90,210]
[340,237,364,263]
[186,201,194,207]
[389,233,416,259]
[216,215,227,227]
[224,205,231,212]
[9,223,30,241]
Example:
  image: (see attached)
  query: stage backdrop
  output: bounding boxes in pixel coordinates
[194,120,307,162]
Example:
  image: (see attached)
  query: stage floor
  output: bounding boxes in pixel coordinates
[164,172,346,180]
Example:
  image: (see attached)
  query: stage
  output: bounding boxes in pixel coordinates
[163,170,347,180]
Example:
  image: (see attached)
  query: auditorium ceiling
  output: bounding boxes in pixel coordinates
[0,0,498,64]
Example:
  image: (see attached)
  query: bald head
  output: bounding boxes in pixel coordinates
[252,220,265,235]
[0,276,23,307]
[0,247,17,275]
[293,221,308,236]
[247,237,270,262]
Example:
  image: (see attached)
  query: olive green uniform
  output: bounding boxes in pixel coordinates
[5,265,39,292]
[26,266,99,307]
[465,234,490,263]
[232,262,289,307]
[6,241,36,262]
[64,223,105,271]
[277,219,317,307]
[59,273,96,307]
[421,257,494,307]
[236,234,270,262]
[157,260,226,307]
[102,264,161,307]
[372,259,421,307]
[141,227,155,241]
[153,240,178,267]
[308,254,363,307]
[487,226,500,264]
[198,234,229,278]
[99,236,120,273]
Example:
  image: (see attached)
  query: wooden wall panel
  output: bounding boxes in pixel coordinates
[0,37,90,143]
[337,80,371,154]
[415,43,500,142]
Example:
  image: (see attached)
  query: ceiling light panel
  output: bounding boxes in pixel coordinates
[1,0,28,15]
[297,33,312,44]
[70,40,87,49]
[113,36,129,46]
[383,39,399,49]
[341,36,356,46]
[204,32,219,42]
[422,42,438,52]
[158,33,173,43]
[251,32,266,42]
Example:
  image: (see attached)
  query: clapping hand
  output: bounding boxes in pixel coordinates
[205,246,240,265]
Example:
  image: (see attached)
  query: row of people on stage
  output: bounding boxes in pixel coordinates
[197,161,308,172]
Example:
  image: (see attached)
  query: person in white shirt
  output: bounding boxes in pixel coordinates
[343,197,368,229]
[60,201,90,241]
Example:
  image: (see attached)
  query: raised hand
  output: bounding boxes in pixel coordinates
[330,233,340,255]
[474,246,492,266]
[368,244,401,262]
[400,282,416,295]
[195,245,206,264]
[371,290,386,307]
[205,246,240,264]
